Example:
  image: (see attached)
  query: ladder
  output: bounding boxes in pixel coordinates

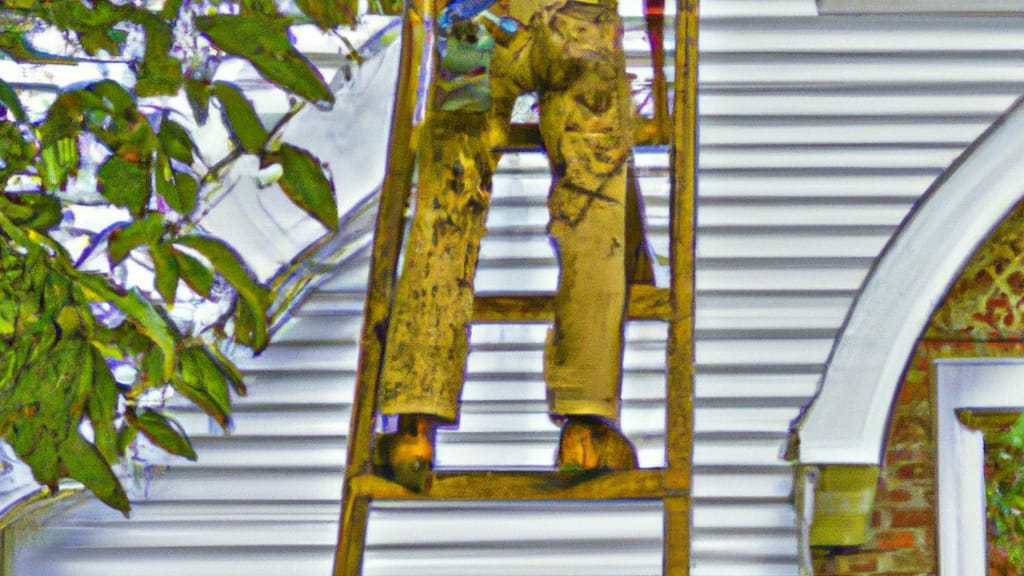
[333,0,698,573]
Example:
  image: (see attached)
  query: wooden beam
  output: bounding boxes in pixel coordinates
[348,468,678,500]
[472,285,673,322]
[333,9,423,576]
[664,0,698,572]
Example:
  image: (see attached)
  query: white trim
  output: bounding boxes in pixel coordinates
[935,361,1024,576]
[797,97,1024,466]
[817,0,1024,14]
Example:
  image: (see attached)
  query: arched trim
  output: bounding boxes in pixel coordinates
[797,95,1024,465]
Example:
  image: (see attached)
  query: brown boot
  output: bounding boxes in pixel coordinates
[556,415,638,472]
[376,414,436,492]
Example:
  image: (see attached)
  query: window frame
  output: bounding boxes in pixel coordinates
[935,360,1024,575]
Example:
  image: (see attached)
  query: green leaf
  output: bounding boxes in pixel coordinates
[294,0,358,28]
[184,79,211,126]
[38,138,79,192]
[98,156,150,215]
[206,343,247,396]
[86,346,120,463]
[175,235,270,352]
[174,172,199,215]
[0,29,71,64]
[276,144,338,231]
[173,236,268,305]
[0,300,16,337]
[60,432,131,516]
[2,337,129,514]
[240,0,280,15]
[79,29,120,56]
[89,80,134,115]
[151,242,179,304]
[71,273,178,378]
[0,78,27,123]
[116,424,137,457]
[4,193,63,232]
[135,21,183,97]
[197,15,334,106]
[107,29,128,45]
[140,345,167,388]
[35,92,100,181]
[159,119,194,165]
[212,82,268,153]
[37,90,97,146]
[172,346,231,428]
[161,0,186,18]
[153,154,198,215]
[128,408,197,461]
[232,297,267,352]
[154,152,176,208]
[108,212,164,265]
[172,247,214,297]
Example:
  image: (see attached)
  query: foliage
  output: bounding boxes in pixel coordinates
[0,0,355,515]
[985,412,1024,574]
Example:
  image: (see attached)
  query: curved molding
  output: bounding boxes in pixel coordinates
[797,95,1024,465]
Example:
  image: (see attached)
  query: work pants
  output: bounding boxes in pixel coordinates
[379,0,632,424]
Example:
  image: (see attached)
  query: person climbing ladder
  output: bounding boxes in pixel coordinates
[376,0,639,491]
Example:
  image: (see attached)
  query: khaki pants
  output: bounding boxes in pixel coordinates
[379,0,632,424]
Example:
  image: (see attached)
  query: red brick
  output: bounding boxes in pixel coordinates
[873,530,916,550]
[897,377,929,402]
[882,488,913,503]
[895,463,932,481]
[872,509,884,528]
[923,527,936,554]
[890,419,929,445]
[890,509,933,528]
[886,449,916,466]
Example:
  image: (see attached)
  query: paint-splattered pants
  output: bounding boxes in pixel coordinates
[379,0,632,424]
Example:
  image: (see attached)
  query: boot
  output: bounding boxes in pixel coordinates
[376,414,436,492]
[556,415,638,472]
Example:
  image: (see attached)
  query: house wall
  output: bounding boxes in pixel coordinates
[12,3,1024,575]
[815,198,1024,575]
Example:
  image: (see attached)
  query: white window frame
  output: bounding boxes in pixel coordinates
[935,360,1024,575]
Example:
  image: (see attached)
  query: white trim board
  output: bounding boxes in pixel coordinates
[797,96,1024,466]
[818,0,1024,14]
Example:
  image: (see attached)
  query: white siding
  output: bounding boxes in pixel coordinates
[11,1,1024,575]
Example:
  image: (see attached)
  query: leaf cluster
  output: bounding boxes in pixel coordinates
[986,413,1024,572]
[0,0,347,514]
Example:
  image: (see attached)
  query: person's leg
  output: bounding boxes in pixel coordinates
[377,15,532,490]
[534,0,637,470]
[377,110,495,489]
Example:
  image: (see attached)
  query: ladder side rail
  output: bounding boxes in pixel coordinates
[334,9,424,575]
[664,0,698,574]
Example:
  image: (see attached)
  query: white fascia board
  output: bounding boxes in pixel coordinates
[818,0,1024,14]
[798,95,1024,466]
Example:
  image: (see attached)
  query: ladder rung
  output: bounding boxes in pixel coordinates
[472,284,673,322]
[348,468,689,501]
